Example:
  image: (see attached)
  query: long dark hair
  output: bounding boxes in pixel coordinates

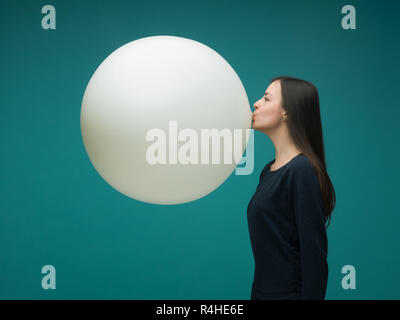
[269,76,335,227]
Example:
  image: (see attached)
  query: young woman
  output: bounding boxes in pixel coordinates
[247,76,335,300]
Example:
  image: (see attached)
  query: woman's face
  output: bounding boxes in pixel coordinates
[252,80,286,131]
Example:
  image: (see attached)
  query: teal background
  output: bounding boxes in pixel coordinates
[0,0,399,299]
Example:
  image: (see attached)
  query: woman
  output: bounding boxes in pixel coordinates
[247,76,335,300]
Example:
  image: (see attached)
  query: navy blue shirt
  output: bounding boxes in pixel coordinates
[247,153,328,300]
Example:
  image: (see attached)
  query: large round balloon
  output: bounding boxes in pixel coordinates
[81,35,251,204]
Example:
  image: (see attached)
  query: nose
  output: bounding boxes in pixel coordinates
[253,102,259,110]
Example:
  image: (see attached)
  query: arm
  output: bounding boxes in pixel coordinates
[291,163,328,300]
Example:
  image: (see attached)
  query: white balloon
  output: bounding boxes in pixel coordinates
[81,35,251,204]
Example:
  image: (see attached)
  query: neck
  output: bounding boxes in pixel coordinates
[263,125,302,165]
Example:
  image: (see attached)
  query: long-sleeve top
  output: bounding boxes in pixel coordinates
[247,153,328,300]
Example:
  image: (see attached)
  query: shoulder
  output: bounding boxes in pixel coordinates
[288,154,318,182]
[290,154,312,169]
[287,154,326,217]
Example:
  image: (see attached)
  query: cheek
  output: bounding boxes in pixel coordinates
[258,103,281,126]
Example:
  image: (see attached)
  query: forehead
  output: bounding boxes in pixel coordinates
[265,80,280,95]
